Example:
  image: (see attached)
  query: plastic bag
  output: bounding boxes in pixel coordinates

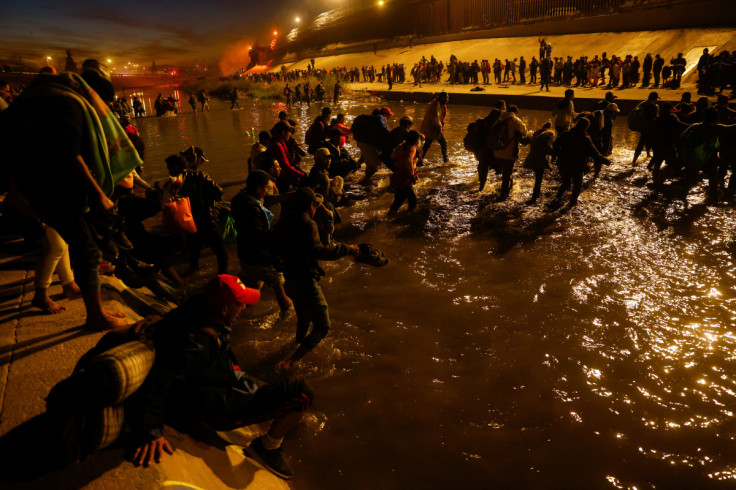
[162,196,197,234]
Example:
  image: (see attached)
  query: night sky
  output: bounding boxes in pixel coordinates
[1,0,344,69]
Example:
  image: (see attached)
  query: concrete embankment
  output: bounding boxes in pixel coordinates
[276,26,735,111]
[0,214,288,489]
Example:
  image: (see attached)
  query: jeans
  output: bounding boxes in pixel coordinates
[284,277,330,351]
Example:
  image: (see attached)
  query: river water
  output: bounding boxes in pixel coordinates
[128,88,736,489]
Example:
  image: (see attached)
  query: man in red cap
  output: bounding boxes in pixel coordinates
[128,274,312,480]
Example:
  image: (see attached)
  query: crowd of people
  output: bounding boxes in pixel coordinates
[0,50,734,482]
[234,38,735,97]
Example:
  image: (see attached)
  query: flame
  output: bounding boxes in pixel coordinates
[219,39,256,76]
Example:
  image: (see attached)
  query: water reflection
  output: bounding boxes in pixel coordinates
[125,87,735,489]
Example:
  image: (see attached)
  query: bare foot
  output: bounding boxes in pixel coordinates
[85,311,130,331]
[31,295,66,314]
[62,281,81,299]
[103,309,126,319]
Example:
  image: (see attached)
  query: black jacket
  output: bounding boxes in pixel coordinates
[230,190,274,265]
[275,211,351,280]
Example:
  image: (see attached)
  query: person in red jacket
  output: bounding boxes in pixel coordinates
[269,121,305,192]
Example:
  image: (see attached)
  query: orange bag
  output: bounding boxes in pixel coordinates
[162,197,198,234]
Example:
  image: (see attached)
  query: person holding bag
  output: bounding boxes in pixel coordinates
[163,154,228,275]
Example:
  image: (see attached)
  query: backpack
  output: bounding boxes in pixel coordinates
[628,101,646,132]
[487,118,512,151]
[351,114,386,146]
[304,118,325,153]
[463,120,485,153]
[680,124,719,169]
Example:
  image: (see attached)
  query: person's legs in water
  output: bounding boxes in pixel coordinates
[388,187,408,215]
[528,168,545,204]
[406,185,418,211]
[477,152,494,191]
[202,223,228,274]
[632,134,645,166]
[240,264,293,318]
[499,159,515,201]
[437,133,449,163]
[280,278,330,370]
[357,142,381,185]
[553,167,572,205]
[422,138,435,160]
[568,171,584,207]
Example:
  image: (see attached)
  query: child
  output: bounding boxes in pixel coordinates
[388,131,423,214]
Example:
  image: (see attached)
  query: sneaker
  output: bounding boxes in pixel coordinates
[244,436,294,480]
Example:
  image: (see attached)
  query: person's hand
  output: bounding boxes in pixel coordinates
[133,436,174,467]
[98,193,115,212]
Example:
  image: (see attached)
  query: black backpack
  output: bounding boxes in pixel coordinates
[463,120,486,154]
[351,114,386,146]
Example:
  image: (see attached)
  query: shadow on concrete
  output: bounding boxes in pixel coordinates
[0,325,91,367]
[0,413,123,488]
[0,256,37,272]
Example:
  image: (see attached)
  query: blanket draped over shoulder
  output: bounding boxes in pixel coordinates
[16,72,143,196]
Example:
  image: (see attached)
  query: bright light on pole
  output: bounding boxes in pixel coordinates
[295,16,301,23]
[273,30,278,36]
[378,0,384,5]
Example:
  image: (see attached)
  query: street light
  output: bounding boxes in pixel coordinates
[295,16,301,23]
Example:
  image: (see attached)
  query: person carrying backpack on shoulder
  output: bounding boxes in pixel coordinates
[631,91,660,166]
[466,100,506,192]
[305,107,332,154]
[491,105,530,201]
[351,107,392,185]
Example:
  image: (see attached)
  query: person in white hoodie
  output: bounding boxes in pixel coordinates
[492,105,531,201]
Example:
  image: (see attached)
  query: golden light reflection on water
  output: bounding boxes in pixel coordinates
[132,94,736,487]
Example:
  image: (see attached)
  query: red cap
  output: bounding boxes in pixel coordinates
[380,106,394,116]
[205,274,260,308]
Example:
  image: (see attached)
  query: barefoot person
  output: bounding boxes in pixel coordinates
[31,225,81,313]
[2,59,140,330]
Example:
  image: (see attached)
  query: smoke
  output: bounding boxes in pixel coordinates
[219,39,255,76]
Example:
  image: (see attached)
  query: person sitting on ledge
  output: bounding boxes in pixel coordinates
[127,274,313,480]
